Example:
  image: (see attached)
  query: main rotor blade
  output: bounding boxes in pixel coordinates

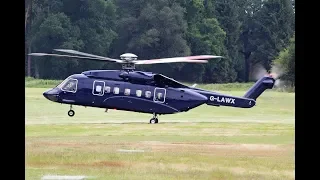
[54,49,122,62]
[28,53,123,63]
[183,55,224,60]
[134,55,222,65]
[134,59,208,65]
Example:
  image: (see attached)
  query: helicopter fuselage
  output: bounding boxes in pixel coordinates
[44,70,209,114]
[30,49,276,123]
[43,70,275,118]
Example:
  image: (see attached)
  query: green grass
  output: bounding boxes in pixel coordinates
[25,86,295,180]
[25,77,62,88]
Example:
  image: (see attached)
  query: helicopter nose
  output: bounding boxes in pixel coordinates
[43,89,60,102]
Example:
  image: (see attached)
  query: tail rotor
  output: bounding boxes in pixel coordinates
[251,64,284,88]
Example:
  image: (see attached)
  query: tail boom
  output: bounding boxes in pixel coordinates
[206,94,256,108]
[192,89,256,108]
[190,75,275,109]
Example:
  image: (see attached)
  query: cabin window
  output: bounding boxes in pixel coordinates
[92,80,105,96]
[145,91,151,98]
[153,88,166,103]
[124,88,130,96]
[113,87,120,94]
[104,86,111,93]
[96,86,102,92]
[94,85,104,96]
[61,78,78,93]
[136,90,142,97]
[157,93,163,100]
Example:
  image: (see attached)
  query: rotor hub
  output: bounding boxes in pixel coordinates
[119,53,137,71]
[120,53,138,61]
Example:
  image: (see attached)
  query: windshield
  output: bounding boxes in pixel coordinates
[58,78,78,93]
[56,78,69,88]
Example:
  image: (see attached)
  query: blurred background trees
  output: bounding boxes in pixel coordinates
[25,0,295,86]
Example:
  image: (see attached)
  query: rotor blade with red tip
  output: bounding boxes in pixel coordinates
[134,55,223,65]
[28,53,123,63]
[134,59,208,64]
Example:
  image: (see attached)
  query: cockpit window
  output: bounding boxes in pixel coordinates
[56,78,69,88]
[60,78,78,93]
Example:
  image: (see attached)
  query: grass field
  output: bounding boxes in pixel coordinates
[25,84,295,179]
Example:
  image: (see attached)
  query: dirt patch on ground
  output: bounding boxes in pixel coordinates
[206,133,280,136]
[32,142,86,147]
[135,141,293,157]
[29,160,125,168]
[142,141,284,150]
[29,141,116,148]
[91,161,125,167]
[128,162,294,179]
[28,141,293,157]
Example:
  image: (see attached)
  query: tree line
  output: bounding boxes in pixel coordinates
[25,0,295,85]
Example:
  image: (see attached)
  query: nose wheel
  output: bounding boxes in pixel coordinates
[150,113,158,124]
[68,105,75,117]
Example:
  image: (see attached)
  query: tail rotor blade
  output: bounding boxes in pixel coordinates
[270,65,284,79]
[251,64,268,80]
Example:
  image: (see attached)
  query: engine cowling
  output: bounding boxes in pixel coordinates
[118,71,153,82]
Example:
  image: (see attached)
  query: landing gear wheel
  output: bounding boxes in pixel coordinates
[150,118,158,124]
[68,110,75,117]
[150,113,159,124]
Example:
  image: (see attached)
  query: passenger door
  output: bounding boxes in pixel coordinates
[92,80,105,104]
[153,87,166,103]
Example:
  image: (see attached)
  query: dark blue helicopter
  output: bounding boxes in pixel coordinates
[29,49,277,124]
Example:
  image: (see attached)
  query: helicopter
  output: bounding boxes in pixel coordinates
[28,49,277,124]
